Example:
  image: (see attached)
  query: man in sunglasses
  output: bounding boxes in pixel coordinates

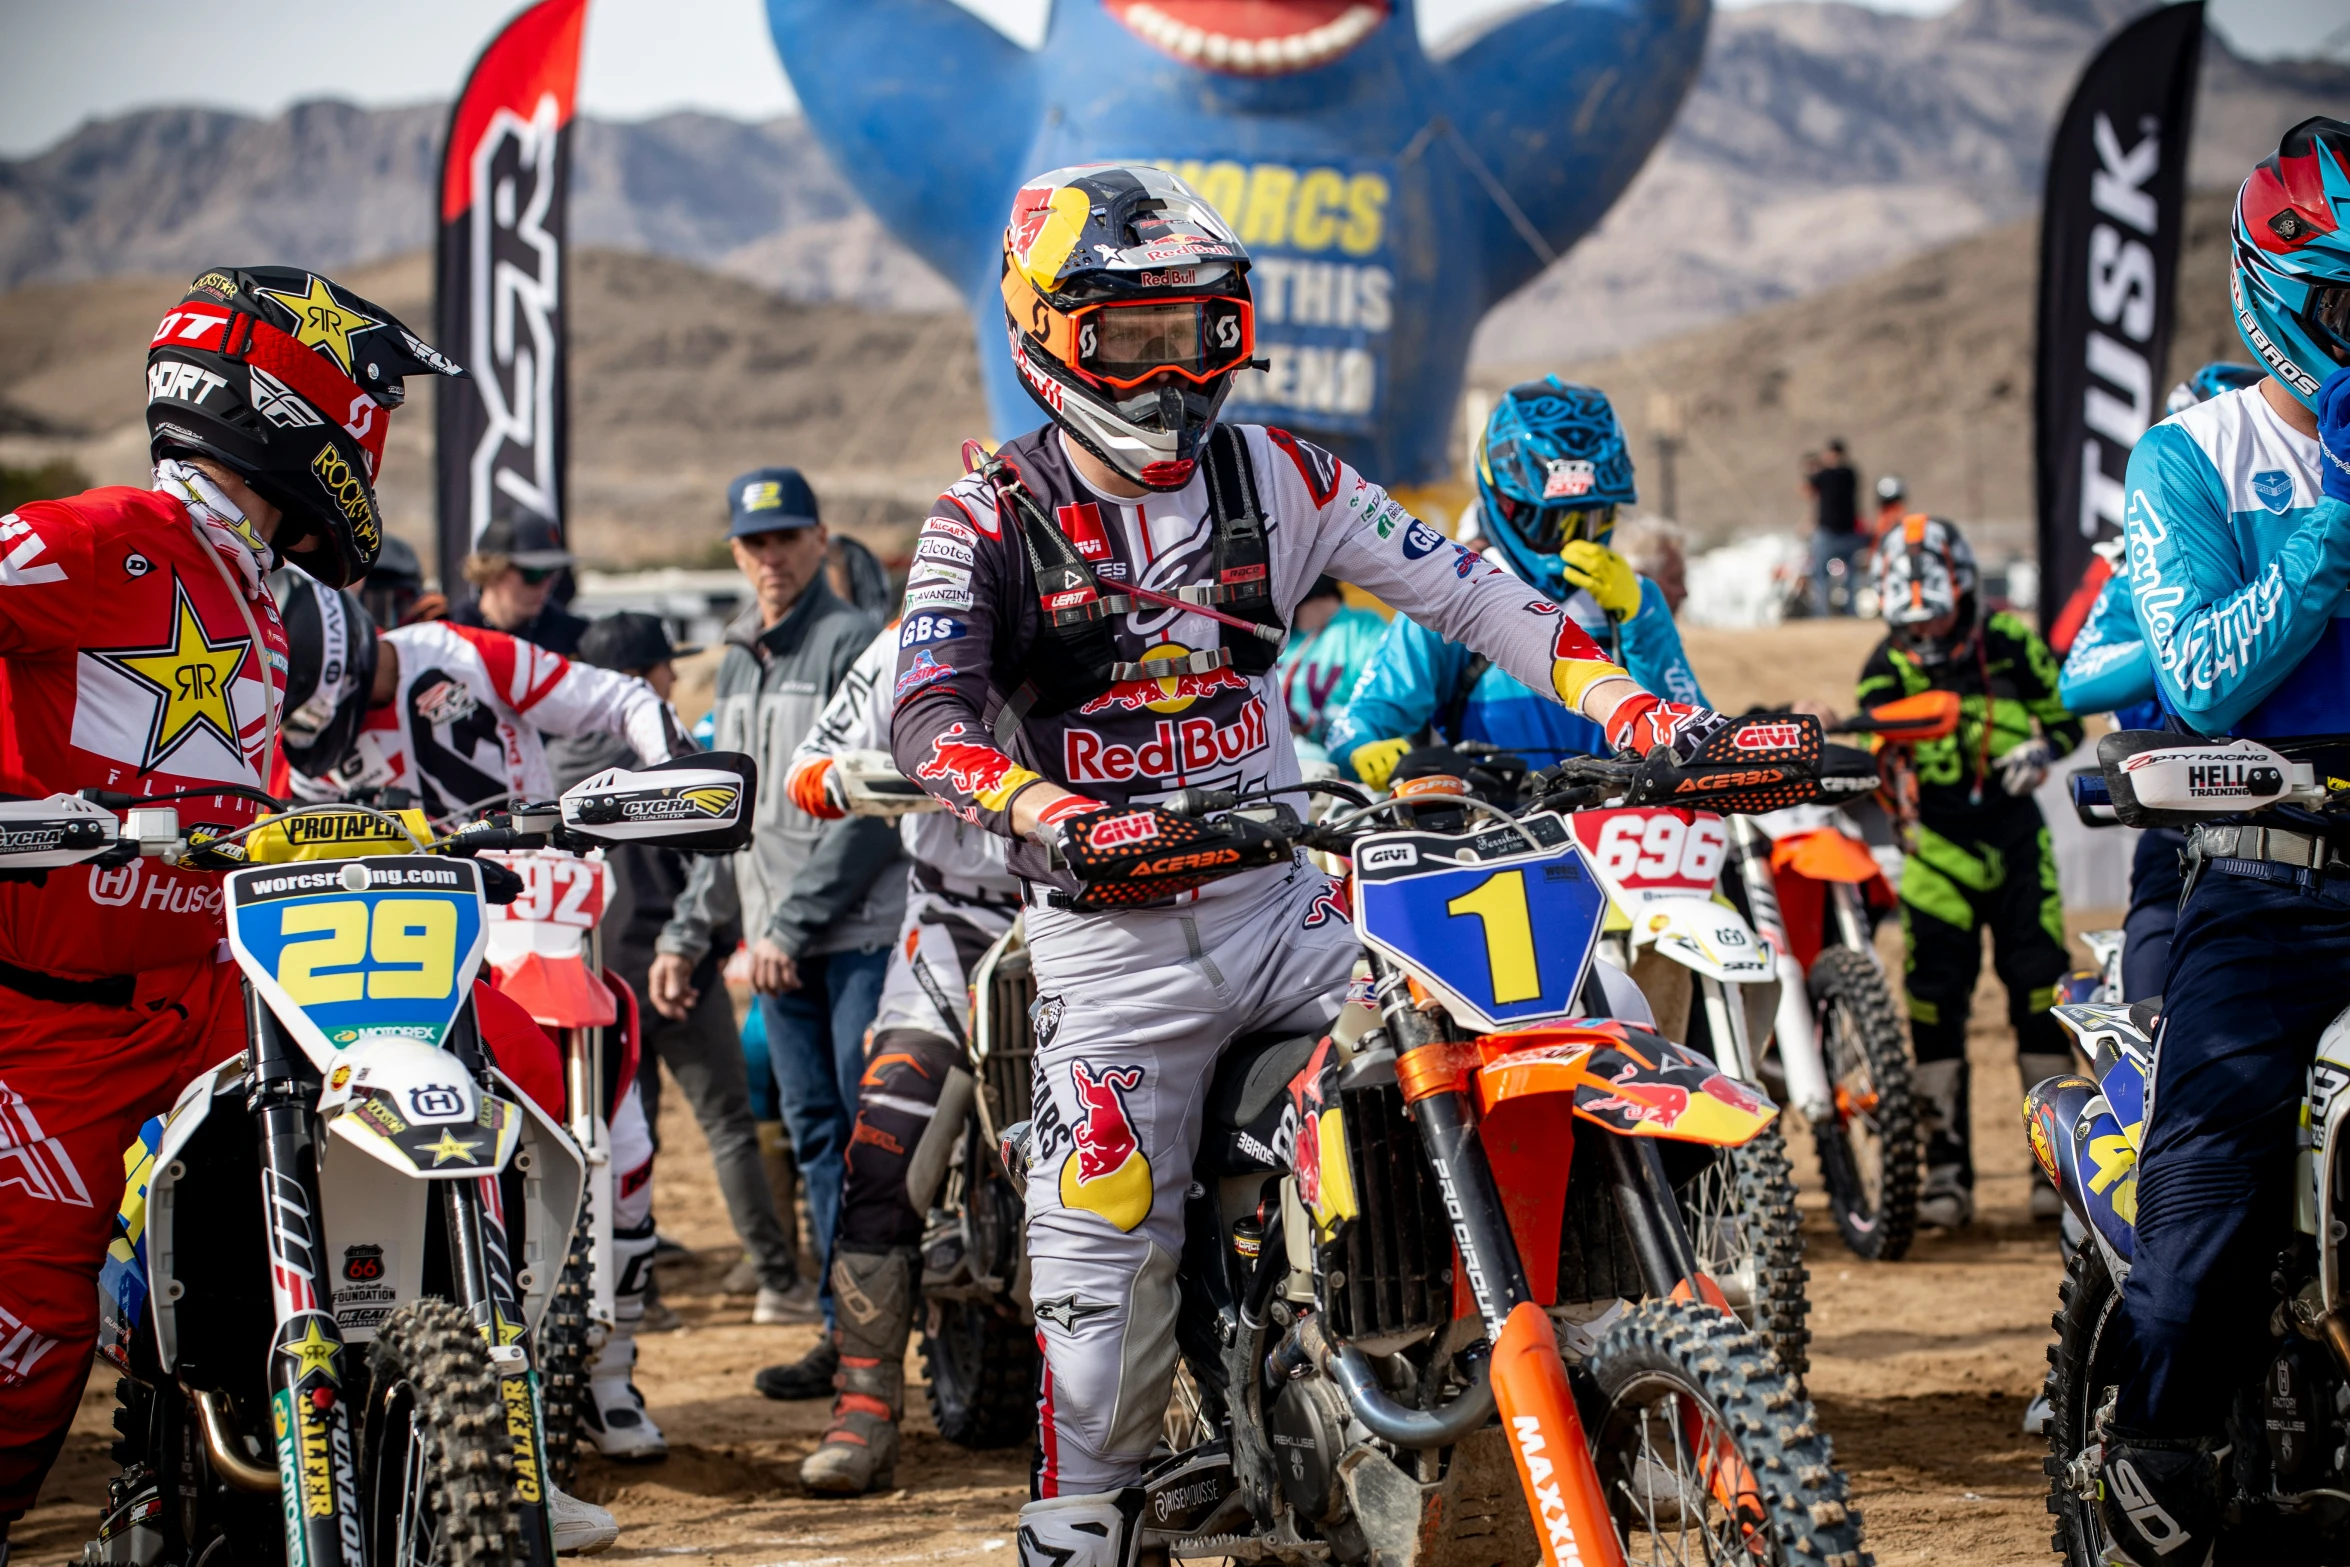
[452,509,589,656]
[887,165,1729,1567]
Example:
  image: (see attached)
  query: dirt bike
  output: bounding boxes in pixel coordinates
[1022,714,1875,1567]
[831,747,1041,1449]
[1718,692,1954,1262]
[2030,730,2350,1564]
[48,750,753,1567]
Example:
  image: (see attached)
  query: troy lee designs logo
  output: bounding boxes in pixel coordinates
[1065,698,1269,784]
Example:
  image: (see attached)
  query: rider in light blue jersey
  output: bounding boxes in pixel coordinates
[2094,118,2350,1567]
[1327,379,1704,786]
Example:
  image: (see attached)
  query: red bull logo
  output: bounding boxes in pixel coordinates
[1066,697,1269,784]
[1700,1072,1766,1118]
[1060,1060,1154,1232]
[915,725,1041,812]
[1583,1075,1690,1129]
[1078,642,1251,716]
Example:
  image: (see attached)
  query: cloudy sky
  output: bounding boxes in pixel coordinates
[0,0,2337,157]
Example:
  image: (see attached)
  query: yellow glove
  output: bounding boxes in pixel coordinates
[1560,539,1642,623]
[1352,736,1413,791]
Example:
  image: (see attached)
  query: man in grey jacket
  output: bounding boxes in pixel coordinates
[650,468,906,1333]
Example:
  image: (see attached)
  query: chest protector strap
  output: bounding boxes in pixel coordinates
[987,425,1285,729]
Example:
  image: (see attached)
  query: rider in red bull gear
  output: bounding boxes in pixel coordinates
[886,165,1726,1567]
[0,267,461,1543]
[2094,120,2350,1567]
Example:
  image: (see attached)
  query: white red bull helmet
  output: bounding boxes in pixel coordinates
[1873,514,1978,666]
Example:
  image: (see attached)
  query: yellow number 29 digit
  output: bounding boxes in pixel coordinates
[368,898,458,1000]
[1444,870,1543,1005]
[276,902,368,1004]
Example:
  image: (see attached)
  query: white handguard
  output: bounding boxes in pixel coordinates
[0,792,125,867]
[558,753,757,853]
[834,747,940,817]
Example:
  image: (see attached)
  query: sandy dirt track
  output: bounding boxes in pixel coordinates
[18,620,2092,1564]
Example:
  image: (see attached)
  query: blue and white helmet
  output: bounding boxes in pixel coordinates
[1472,377,1636,594]
[2231,117,2350,412]
[2164,360,2263,416]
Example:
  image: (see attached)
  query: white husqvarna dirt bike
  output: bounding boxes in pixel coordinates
[49,751,753,1567]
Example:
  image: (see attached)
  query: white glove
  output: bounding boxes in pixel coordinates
[1995,738,2053,797]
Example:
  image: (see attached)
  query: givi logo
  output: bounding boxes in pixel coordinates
[1734,722,1804,752]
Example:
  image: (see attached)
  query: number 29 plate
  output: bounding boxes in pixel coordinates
[1352,812,1608,1033]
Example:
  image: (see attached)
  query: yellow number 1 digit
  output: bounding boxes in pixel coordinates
[1445,870,1542,1004]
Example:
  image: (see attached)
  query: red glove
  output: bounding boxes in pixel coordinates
[1606,694,1729,763]
[786,756,845,819]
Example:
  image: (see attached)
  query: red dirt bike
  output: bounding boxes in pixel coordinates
[1028,715,1875,1567]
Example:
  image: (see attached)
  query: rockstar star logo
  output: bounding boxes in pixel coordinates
[255,273,381,377]
[93,582,251,773]
[279,1317,342,1381]
[422,1127,480,1167]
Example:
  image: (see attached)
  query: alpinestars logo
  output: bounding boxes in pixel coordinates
[1032,1295,1115,1333]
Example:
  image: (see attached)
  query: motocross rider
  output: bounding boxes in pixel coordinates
[1274,575,1385,767]
[2055,363,2262,1003]
[1326,377,1706,788]
[276,573,695,1486]
[757,618,1025,1492]
[886,165,1731,1567]
[2094,119,2350,1566]
[0,267,464,1550]
[1856,516,2080,1229]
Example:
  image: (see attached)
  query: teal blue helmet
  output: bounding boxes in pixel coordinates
[1472,377,1635,595]
[2165,361,2263,414]
[2231,117,2350,411]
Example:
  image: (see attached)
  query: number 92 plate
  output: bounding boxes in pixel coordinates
[1352,812,1608,1034]
[225,858,488,1068]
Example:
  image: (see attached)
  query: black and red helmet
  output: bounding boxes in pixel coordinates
[1000,164,1254,491]
[145,266,463,586]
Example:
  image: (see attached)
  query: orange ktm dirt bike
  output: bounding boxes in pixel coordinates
[1720,692,1957,1262]
[1021,716,1874,1567]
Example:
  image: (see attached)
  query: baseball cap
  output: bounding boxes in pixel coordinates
[577,611,700,673]
[728,466,821,538]
[471,510,574,570]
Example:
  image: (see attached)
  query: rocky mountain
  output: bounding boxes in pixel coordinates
[1,0,2338,354]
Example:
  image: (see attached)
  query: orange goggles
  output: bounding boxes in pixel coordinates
[1003,268,1254,392]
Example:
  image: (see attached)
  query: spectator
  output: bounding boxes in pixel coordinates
[1614,518,1690,617]
[1871,473,1909,540]
[550,612,812,1325]
[361,535,446,628]
[1804,438,1867,615]
[1276,576,1388,766]
[651,467,905,1333]
[451,509,590,654]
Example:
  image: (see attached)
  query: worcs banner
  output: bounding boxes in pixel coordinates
[435,0,586,594]
[2036,0,2204,648]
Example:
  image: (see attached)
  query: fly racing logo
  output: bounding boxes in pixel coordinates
[1511,1415,1584,1564]
[0,1301,62,1387]
[0,1077,93,1208]
[2104,1457,2196,1556]
[0,514,66,587]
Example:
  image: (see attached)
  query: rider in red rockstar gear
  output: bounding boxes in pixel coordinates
[0,266,462,1540]
[889,167,1722,1566]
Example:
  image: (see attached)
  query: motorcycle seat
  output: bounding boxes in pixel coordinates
[1197,1031,1321,1177]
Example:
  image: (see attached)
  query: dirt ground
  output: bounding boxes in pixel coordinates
[18,620,2092,1565]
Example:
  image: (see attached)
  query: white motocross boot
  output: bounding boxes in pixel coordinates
[582,1216,669,1461]
[1018,1493,1134,1567]
[546,1484,620,1554]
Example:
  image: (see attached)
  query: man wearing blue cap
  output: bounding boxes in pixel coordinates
[652,468,907,1343]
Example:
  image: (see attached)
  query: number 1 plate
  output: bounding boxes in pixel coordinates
[225,858,488,1070]
[1352,812,1608,1033]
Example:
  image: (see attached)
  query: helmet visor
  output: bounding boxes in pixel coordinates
[1496,495,1615,554]
[2305,282,2350,365]
[1073,296,1253,390]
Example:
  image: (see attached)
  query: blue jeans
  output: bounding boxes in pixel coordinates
[2117,856,2350,1435]
[759,945,891,1326]
[1808,529,1872,615]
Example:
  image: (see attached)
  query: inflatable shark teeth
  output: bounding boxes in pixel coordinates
[1113,1,1386,74]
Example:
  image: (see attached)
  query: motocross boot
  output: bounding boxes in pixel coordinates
[583,1216,669,1461]
[547,1483,621,1554]
[799,1246,919,1494]
[2099,1429,2224,1566]
[1016,1492,1140,1567]
[1912,1058,1974,1228]
[2018,1053,2073,1221]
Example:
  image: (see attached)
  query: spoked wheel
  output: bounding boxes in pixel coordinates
[1163,1359,1213,1453]
[534,1208,595,1489]
[362,1299,519,1567]
[1586,1301,1869,1566]
[2043,1243,2125,1567]
[923,1296,1039,1449]
[1806,947,1921,1262]
[1678,1124,1811,1380]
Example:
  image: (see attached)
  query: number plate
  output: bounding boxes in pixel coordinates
[484,850,610,929]
[1568,806,1727,905]
[225,859,488,1069]
[1352,812,1607,1033]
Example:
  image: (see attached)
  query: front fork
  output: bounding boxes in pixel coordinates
[1373,958,1629,1567]
[248,988,363,1567]
[1727,818,1834,1121]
